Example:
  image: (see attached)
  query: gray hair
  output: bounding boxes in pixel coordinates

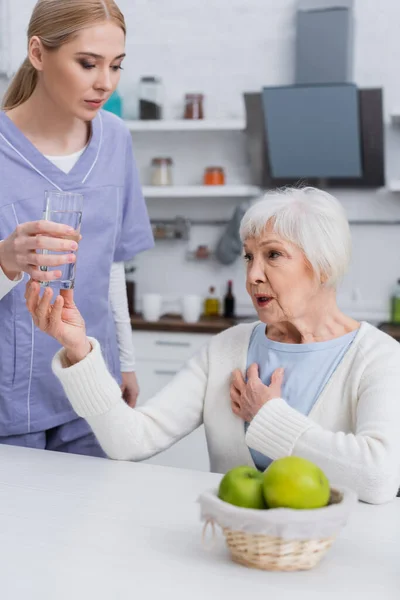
[239,187,351,286]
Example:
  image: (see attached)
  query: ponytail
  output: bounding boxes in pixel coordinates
[2,58,38,110]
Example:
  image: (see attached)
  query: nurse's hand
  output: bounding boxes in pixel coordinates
[0,220,79,282]
[121,372,140,408]
[25,280,91,365]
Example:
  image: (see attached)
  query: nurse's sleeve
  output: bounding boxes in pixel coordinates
[0,265,24,300]
[113,131,154,262]
[51,337,207,461]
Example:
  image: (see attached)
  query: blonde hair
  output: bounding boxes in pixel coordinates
[2,0,126,110]
[240,186,352,287]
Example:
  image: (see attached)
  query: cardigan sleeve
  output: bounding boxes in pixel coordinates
[246,361,400,505]
[52,337,208,461]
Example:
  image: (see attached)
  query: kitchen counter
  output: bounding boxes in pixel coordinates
[131,316,400,339]
[377,322,400,342]
[130,313,247,334]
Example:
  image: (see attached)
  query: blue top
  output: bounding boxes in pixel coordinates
[245,323,358,471]
[0,110,154,435]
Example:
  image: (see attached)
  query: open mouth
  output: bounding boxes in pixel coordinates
[255,295,273,308]
[84,99,104,108]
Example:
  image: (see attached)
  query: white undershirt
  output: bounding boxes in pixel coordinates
[0,148,136,372]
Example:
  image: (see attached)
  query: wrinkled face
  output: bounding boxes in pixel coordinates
[244,222,322,324]
[33,21,125,120]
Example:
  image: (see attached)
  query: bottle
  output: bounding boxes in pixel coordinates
[223,280,235,318]
[139,76,163,120]
[103,89,123,117]
[203,286,220,317]
[390,279,400,323]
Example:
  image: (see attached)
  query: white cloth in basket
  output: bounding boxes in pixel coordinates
[198,487,358,540]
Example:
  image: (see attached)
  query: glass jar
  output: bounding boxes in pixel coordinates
[151,157,173,186]
[203,166,225,185]
[139,76,163,120]
[184,93,204,120]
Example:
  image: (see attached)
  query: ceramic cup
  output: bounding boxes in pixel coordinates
[142,293,163,322]
[181,294,202,323]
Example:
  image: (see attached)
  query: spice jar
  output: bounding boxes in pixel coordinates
[195,245,210,259]
[203,167,225,185]
[151,157,173,186]
[139,76,163,120]
[184,93,204,119]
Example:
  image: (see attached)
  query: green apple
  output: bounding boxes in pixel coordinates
[263,456,330,510]
[218,465,267,509]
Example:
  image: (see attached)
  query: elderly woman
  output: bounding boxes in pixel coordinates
[26,187,400,504]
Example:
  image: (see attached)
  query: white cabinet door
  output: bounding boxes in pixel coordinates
[136,361,181,403]
[135,356,210,472]
[132,330,212,362]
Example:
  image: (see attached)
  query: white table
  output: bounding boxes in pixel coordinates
[0,445,398,600]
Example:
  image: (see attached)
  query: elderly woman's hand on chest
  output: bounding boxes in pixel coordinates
[230,364,284,422]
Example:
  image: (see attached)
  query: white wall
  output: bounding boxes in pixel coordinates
[5,0,400,321]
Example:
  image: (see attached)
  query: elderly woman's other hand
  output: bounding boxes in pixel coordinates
[25,280,91,365]
[230,364,284,422]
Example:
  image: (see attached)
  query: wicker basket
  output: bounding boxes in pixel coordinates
[199,487,357,572]
[221,527,335,571]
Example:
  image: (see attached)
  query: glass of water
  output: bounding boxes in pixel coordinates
[40,191,84,289]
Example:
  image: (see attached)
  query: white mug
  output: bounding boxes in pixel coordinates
[142,293,162,322]
[181,294,202,323]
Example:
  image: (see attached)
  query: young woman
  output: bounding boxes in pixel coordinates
[0,0,153,456]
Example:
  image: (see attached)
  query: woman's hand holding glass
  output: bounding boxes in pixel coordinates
[230,364,284,422]
[0,220,79,283]
[25,280,91,365]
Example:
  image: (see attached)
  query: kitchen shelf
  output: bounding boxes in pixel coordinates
[126,119,246,132]
[142,185,262,198]
[151,217,190,240]
[185,250,215,261]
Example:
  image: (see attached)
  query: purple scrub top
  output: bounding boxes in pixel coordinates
[0,110,154,435]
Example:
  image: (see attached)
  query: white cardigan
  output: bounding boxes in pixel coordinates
[52,321,400,504]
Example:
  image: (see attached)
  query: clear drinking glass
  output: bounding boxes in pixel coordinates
[40,191,84,289]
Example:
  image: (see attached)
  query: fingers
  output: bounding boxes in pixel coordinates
[49,295,64,329]
[231,401,240,416]
[35,287,54,330]
[25,280,64,334]
[246,363,260,381]
[231,369,246,392]
[270,367,284,398]
[125,395,137,409]
[27,250,76,267]
[271,367,284,385]
[20,220,77,238]
[25,280,41,320]
[28,267,63,282]
[60,289,75,307]
[230,383,241,404]
[28,235,78,253]
[26,249,76,282]
[230,381,241,416]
